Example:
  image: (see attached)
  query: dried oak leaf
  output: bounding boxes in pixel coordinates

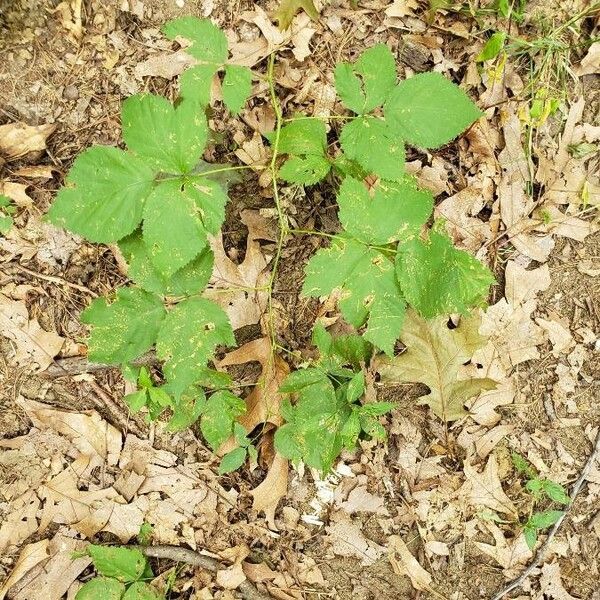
[388,535,433,592]
[375,309,496,422]
[0,122,56,161]
[474,520,532,572]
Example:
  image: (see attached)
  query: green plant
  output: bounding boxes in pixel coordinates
[75,545,163,599]
[48,17,493,474]
[512,452,570,548]
[0,194,15,234]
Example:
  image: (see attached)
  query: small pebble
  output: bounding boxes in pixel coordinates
[63,85,79,100]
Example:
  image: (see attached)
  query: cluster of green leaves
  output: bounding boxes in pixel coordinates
[272,44,494,355]
[512,452,570,548]
[75,545,163,600]
[0,194,15,234]
[274,324,395,471]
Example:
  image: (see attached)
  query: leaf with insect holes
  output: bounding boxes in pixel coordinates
[396,224,494,318]
[75,577,125,600]
[142,180,208,278]
[376,309,496,421]
[274,0,320,30]
[222,65,252,114]
[48,146,155,243]
[385,72,482,149]
[162,17,228,66]
[200,390,245,450]
[157,298,235,396]
[340,116,406,181]
[82,288,165,365]
[119,232,214,297]
[86,545,149,583]
[122,581,164,600]
[304,236,406,355]
[337,176,433,245]
[335,44,397,114]
[122,95,207,174]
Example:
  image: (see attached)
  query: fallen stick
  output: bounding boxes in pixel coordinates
[43,351,159,378]
[131,544,272,600]
[491,429,600,600]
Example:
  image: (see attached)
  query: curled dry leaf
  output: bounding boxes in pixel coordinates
[0,122,56,161]
[250,453,289,529]
[388,534,433,592]
[0,294,65,372]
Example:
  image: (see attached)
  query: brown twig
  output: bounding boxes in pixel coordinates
[43,351,159,378]
[130,545,272,600]
[491,429,600,600]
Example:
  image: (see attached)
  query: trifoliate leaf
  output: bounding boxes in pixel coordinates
[75,577,125,600]
[120,231,214,297]
[339,116,405,181]
[476,31,506,62]
[303,236,406,355]
[142,180,208,278]
[82,288,165,364]
[156,297,235,395]
[122,581,164,600]
[218,446,247,474]
[340,410,361,449]
[124,390,148,413]
[222,65,252,114]
[280,368,328,392]
[279,155,331,184]
[385,72,482,149]
[347,370,365,402]
[376,309,496,421]
[396,226,494,318]
[200,390,245,450]
[86,545,147,583]
[162,17,228,65]
[122,94,207,174]
[540,480,570,505]
[47,146,155,243]
[528,510,563,529]
[167,387,206,431]
[334,44,396,114]
[180,64,216,105]
[337,177,433,245]
[274,0,320,30]
[275,119,327,156]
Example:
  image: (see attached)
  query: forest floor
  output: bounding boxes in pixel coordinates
[1,0,600,599]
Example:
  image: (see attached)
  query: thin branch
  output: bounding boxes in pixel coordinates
[131,544,272,600]
[491,429,600,600]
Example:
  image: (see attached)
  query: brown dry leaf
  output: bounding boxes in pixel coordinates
[134,48,196,79]
[205,210,270,330]
[12,165,56,179]
[376,310,496,422]
[250,453,289,529]
[0,181,33,206]
[460,455,517,517]
[19,398,122,463]
[0,492,40,554]
[388,535,433,592]
[575,41,600,76]
[385,0,420,18]
[216,545,249,590]
[536,317,574,356]
[474,521,532,572]
[0,294,65,372]
[338,485,389,516]
[326,513,386,565]
[0,122,56,161]
[540,562,579,600]
[0,539,49,600]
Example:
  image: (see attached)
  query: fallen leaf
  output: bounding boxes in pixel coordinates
[575,41,600,76]
[388,535,432,592]
[460,455,517,517]
[474,520,532,572]
[0,294,65,372]
[134,49,196,79]
[0,122,56,161]
[0,181,33,206]
[0,539,49,600]
[536,317,574,356]
[376,310,496,422]
[326,513,386,565]
[338,486,389,516]
[205,210,270,330]
[540,562,578,600]
[12,165,56,179]
[250,453,289,529]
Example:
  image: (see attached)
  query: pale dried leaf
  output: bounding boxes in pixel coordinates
[338,486,389,515]
[0,122,56,160]
[575,41,600,76]
[250,453,289,529]
[388,535,432,592]
[474,521,532,571]
[0,540,49,600]
[540,562,578,600]
[326,513,386,565]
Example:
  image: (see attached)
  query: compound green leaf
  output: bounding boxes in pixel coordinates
[75,577,125,600]
[122,581,164,600]
[303,237,406,355]
[396,226,494,318]
[87,545,147,583]
[218,446,247,474]
[124,389,148,413]
[82,288,165,364]
[541,480,570,505]
[47,146,155,243]
[376,310,496,421]
[180,64,217,105]
[275,119,327,156]
[122,95,207,174]
[185,176,229,234]
[162,17,228,65]
[528,510,563,529]
[142,180,208,278]
[120,232,214,297]
[334,44,396,114]
[222,65,252,114]
[337,177,433,245]
[167,387,206,431]
[339,116,405,181]
[156,297,235,395]
[200,390,245,450]
[280,368,328,392]
[385,72,482,149]
[279,155,331,185]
